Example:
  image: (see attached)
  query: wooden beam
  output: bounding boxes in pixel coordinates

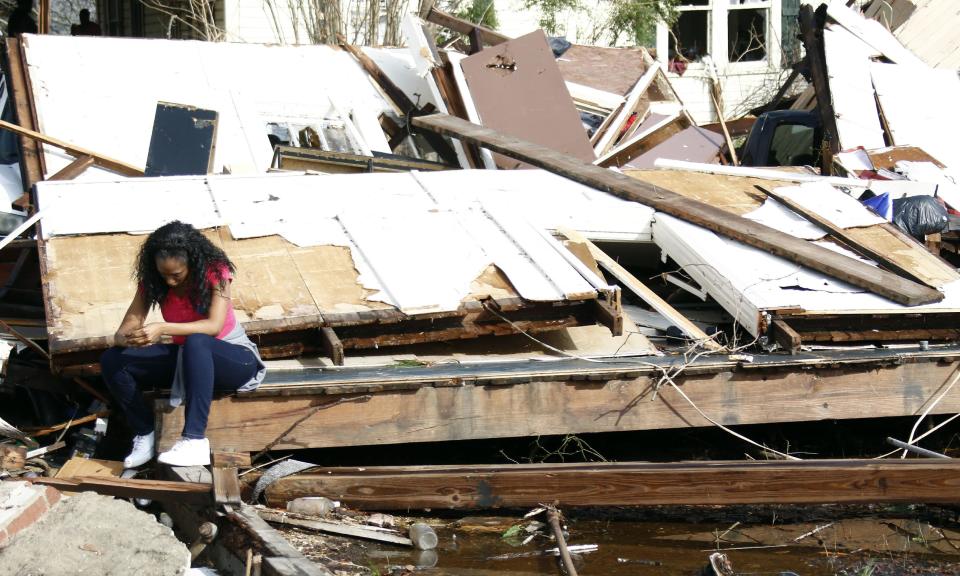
[557,228,720,350]
[258,509,414,546]
[798,4,840,172]
[594,114,687,168]
[30,475,211,504]
[319,327,344,366]
[0,119,143,177]
[158,355,960,452]
[3,39,44,193]
[212,466,242,507]
[759,185,936,288]
[265,460,960,510]
[47,155,95,181]
[424,5,509,46]
[770,318,802,354]
[412,113,941,306]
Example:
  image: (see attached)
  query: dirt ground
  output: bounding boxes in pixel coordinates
[0,492,190,576]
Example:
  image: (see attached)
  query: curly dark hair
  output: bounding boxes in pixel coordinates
[135,221,235,314]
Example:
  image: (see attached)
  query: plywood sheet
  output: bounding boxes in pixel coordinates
[460,29,594,169]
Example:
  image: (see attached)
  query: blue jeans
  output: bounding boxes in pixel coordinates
[100,334,259,439]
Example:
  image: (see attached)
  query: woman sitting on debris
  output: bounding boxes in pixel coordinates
[101,221,265,468]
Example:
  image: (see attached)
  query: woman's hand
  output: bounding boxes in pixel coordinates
[127,323,166,347]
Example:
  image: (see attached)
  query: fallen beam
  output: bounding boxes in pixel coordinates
[411,113,941,306]
[265,460,960,510]
[31,475,211,504]
[424,5,509,46]
[0,119,144,177]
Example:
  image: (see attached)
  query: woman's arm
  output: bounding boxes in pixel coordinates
[127,283,231,346]
[114,290,149,347]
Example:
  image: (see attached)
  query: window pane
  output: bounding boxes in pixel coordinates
[769,123,816,167]
[680,0,711,5]
[728,8,767,62]
[670,11,710,62]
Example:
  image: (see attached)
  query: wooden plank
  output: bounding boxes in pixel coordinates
[319,327,344,366]
[595,113,686,168]
[593,64,659,155]
[557,228,719,350]
[258,509,413,546]
[212,451,252,468]
[31,475,211,504]
[0,118,143,177]
[265,460,960,510]
[48,155,94,181]
[213,466,242,507]
[424,5,509,46]
[759,185,937,288]
[158,356,960,452]
[3,38,43,193]
[412,113,942,307]
[770,318,802,354]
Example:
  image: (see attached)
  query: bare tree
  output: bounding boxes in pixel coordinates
[137,0,224,40]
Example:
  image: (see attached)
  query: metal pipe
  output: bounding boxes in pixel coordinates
[886,437,951,459]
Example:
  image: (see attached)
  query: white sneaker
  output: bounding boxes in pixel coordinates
[123,432,155,468]
[157,437,211,466]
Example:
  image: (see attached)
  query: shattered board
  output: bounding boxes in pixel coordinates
[459,29,595,169]
[36,171,623,354]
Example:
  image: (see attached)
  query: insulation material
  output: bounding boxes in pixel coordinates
[21,35,394,177]
[824,27,887,150]
[459,29,595,169]
[871,63,960,170]
[653,213,960,336]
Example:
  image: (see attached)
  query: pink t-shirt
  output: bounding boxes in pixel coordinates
[158,263,237,345]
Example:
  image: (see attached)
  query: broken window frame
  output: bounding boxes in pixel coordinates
[727,0,772,64]
[657,0,782,71]
[668,1,714,67]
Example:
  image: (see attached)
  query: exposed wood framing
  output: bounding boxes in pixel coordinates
[265,460,960,510]
[412,113,942,306]
[157,351,960,452]
[595,114,688,168]
[558,228,719,350]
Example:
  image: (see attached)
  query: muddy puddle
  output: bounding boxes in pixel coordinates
[280,511,960,575]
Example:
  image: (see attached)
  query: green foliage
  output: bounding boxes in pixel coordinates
[605,0,678,46]
[524,0,581,35]
[456,0,500,31]
[501,524,524,539]
[524,0,679,46]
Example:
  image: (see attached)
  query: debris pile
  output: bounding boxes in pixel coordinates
[1,1,960,575]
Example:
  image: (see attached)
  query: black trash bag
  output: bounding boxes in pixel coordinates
[892,195,949,240]
[548,36,572,57]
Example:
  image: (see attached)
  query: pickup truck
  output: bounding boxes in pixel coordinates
[739,110,821,168]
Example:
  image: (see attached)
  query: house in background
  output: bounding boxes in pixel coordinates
[496,0,803,124]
